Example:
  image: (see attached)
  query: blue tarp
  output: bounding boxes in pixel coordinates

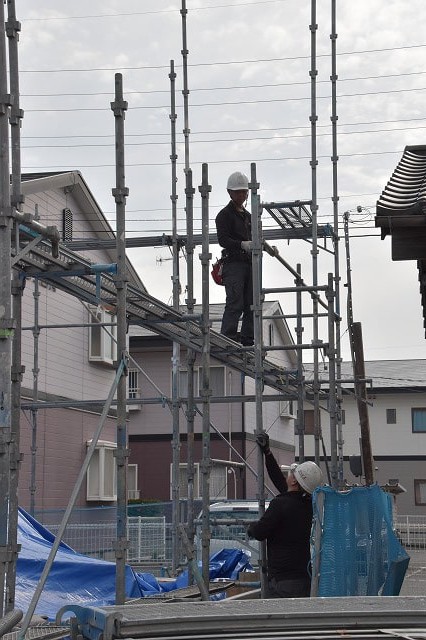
[15,508,251,619]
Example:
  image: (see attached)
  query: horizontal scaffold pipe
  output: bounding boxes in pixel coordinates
[63,225,332,251]
[20,392,303,411]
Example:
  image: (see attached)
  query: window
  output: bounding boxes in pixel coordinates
[414,480,426,505]
[386,408,397,424]
[341,409,346,425]
[179,366,225,398]
[128,464,140,500]
[279,399,296,418]
[210,465,227,499]
[412,408,426,433]
[88,305,117,365]
[173,463,200,499]
[198,366,225,397]
[87,440,117,501]
[127,369,141,410]
[303,409,320,436]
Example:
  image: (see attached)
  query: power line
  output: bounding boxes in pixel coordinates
[18,116,426,140]
[21,1,292,22]
[20,148,403,170]
[20,70,426,98]
[19,124,426,150]
[18,43,426,73]
[20,86,426,113]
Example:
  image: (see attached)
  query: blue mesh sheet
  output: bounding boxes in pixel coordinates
[312,484,410,597]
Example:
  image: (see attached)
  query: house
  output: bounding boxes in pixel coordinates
[127,301,298,502]
[17,171,146,513]
[303,359,426,515]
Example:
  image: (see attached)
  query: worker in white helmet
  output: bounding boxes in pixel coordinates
[215,171,254,346]
[248,432,323,598]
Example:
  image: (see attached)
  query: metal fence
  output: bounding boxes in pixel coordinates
[43,513,426,569]
[47,517,169,563]
[395,515,426,549]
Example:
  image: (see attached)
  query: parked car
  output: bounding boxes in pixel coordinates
[195,500,269,565]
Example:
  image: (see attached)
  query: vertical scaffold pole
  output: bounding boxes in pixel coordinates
[0,0,13,619]
[250,163,267,597]
[111,73,129,604]
[199,164,212,593]
[6,0,23,613]
[326,273,338,484]
[180,0,197,574]
[330,0,343,484]
[309,0,323,475]
[295,264,305,461]
[169,59,182,575]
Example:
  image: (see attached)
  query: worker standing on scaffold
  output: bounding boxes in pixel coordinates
[248,432,323,598]
[215,171,254,346]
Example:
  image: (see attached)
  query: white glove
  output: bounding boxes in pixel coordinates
[241,240,253,252]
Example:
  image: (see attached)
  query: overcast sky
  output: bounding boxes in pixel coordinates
[13,0,426,364]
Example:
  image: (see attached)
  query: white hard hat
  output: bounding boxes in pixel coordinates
[293,461,323,494]
[227,171,249,191]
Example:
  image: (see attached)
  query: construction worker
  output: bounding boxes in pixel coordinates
[215,171,254,346]
[248,432,323,598]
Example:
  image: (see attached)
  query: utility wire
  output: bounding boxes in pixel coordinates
[18,43,426,73]
[17,116,426,140]
[21,86,426,112]
[21,1,293,21]
[20,70,426,97]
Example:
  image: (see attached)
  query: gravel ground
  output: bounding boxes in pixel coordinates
[399,549,426,596]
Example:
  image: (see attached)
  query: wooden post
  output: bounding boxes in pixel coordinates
[351,322,375,485]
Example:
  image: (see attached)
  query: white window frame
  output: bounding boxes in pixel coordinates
[88,305,117,365]
[210,465,227,499]
[172,463,200,499]
[279,399,296,418]
[179,366,226,398]
[127,369,141,411]
[128,463,140,500]
[86,440,117,501]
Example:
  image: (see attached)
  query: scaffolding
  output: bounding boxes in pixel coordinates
[0,0,347,622]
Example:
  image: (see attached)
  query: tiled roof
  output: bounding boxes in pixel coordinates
[375,146,426,338]
[376,145,426,219]
[305,359,426,390]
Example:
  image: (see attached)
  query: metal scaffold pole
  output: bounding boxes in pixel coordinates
[180,0,198,576]
[169,59,182,575]
[111,72,130,605]
[199,164,212,593]
[0,0,13,619]
[295,264,305,461]
[250,163,268,597]
[7,0,23,613]
[309,0,324,478]
[330,0,344,484]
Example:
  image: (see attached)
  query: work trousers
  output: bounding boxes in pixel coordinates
[267,576,311,598]
[220,260,253,345]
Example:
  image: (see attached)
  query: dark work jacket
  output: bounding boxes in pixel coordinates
[247,490,313,581]
[215,200,251,262]
[265,450,288,495]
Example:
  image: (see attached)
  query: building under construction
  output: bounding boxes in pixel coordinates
[0,0,422,636]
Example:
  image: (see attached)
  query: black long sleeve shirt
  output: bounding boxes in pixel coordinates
[247,491,313,581]
[215,200,251,261]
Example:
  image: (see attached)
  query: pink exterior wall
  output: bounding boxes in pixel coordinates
[18,406,117,511]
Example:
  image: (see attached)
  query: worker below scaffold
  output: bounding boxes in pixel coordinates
[215,171,254,346]
[248,433,323,598]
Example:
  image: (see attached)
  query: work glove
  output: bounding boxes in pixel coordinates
[241,240,253,252]
[256,432,270,454]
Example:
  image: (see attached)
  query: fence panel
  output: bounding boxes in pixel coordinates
[395,515,426,549]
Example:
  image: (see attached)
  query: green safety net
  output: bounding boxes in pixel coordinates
[311,484,410,596]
